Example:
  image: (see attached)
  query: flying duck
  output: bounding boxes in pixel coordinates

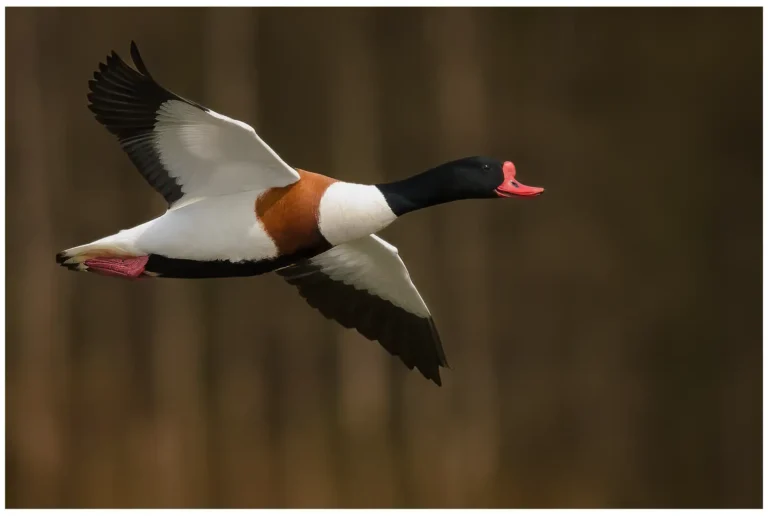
[56,42,544,386]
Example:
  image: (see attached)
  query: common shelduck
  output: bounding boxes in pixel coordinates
[56,42,544,386]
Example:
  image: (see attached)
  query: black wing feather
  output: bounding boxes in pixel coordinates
[87,42,190,206]
[278,262,448,386]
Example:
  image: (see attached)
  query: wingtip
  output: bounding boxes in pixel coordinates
[129,40,151,77]
[419,363,445,386]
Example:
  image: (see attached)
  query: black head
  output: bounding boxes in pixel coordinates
[433,156,507,199]
[377,156,544,216]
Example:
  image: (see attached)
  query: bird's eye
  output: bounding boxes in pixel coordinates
[510,181,519,187]
[482,164,490,170]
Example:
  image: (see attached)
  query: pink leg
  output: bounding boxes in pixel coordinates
[84,255,150,279]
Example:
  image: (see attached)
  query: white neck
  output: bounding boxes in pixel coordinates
[317,183,397,246]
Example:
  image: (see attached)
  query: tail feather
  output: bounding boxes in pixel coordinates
[56,250,87,272]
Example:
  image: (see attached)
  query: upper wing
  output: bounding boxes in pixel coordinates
[87,41,300,208]
[277,234,449,385]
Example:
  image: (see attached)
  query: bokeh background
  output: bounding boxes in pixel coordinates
[5,6,762,508]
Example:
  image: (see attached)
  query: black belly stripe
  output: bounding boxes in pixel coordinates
[146,245,330,279]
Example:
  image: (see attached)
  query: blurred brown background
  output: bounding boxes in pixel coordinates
[5,6,762,509]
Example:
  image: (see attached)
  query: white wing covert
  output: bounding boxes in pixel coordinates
[278,234,448,385]
[88,41,300,208]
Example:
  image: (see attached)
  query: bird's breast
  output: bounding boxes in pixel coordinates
[256,169,337,256]
[317,182,398,245]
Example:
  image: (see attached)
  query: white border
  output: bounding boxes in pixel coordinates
[0,3,5,512]
[0,2,764,512]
